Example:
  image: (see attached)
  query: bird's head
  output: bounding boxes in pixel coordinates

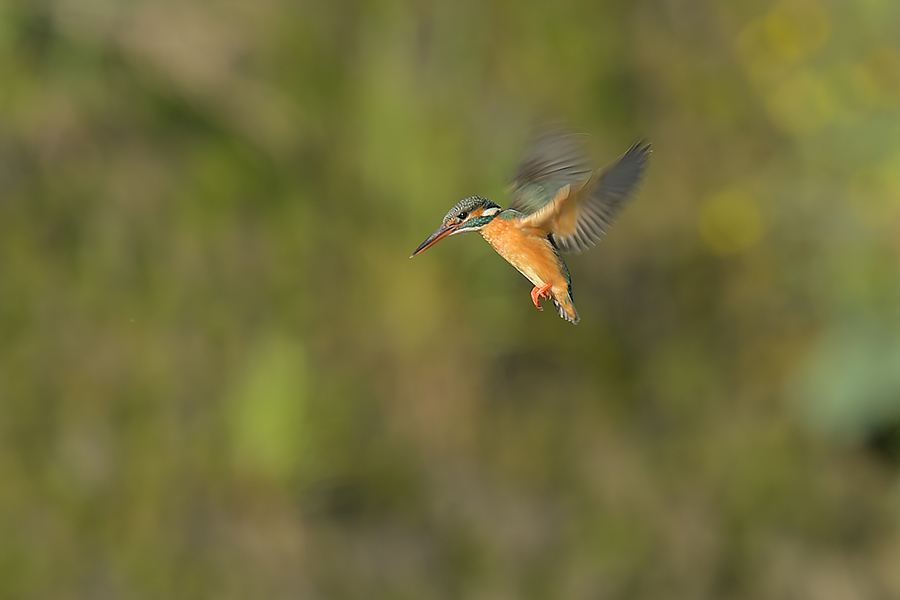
[410,196,502,257]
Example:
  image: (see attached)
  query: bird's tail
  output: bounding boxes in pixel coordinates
[552,294,580,325]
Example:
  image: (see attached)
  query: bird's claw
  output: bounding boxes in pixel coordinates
[530,283,553,310]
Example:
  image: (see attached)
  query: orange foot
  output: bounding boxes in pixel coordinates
[530,283,553,310]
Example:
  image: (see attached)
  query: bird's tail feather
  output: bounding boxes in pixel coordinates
[553,297,580,325]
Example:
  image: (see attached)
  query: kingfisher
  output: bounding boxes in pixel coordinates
[410,130,651,324]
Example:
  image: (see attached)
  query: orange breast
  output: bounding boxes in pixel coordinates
[480,218,567,291]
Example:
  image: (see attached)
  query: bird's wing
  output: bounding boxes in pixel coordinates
[508,130,593,216]
[511,138,651,254]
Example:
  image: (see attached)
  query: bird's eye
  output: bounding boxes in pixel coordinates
[457,212,468,221]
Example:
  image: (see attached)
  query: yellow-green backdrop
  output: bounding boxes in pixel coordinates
[1,0,900,597]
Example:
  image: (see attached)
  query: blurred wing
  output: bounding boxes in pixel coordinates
[517,141,651,254]
[508,130,593,216]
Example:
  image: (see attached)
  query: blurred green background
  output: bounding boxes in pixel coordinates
[2,0,900,598]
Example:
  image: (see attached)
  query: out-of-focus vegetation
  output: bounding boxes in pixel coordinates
[1,0,900,597]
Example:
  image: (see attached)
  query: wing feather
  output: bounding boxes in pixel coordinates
[515,140,651,254]
[508,131,592,215]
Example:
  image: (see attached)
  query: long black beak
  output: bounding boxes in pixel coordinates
[410,223,458,258]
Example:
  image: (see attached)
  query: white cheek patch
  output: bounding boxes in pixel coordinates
[482,207,501,217]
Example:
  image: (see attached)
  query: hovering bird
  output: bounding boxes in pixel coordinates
[410,130,650,324]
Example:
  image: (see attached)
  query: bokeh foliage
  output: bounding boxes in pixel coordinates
[1,0,900,598]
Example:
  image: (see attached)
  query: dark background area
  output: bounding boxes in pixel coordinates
[1,0,900,598]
